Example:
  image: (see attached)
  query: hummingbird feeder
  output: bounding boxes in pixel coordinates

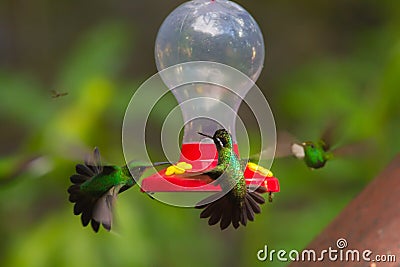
[140,0,280,198]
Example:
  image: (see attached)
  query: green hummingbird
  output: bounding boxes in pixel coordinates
[290,138,371,169]
[291,140,333,169]
[194,129,265,230]
[250,120,372,170]
[247,131,334,169]
[288,121,371,169]
[67,147,170,232]
[288,121,338,169]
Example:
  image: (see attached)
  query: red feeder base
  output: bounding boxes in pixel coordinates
[140,143,280,194]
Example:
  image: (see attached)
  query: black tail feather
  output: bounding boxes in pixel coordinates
[91,220,100,232]
[67,147,107,233]
[200,202,216,219]
[220,201,233,230]
[69,172,103,232]
[240,204,248,226]
[232,206,240,229]
[246,193,262,214]
[248,192,266,204]
[196,190,265,230]
[70,174,87,184]
[75,164,94,177]
[81,209,91,226]
[244,197,255,222]
[208,205,224,226]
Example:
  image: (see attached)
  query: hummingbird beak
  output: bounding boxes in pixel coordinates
[198,132,213,139]
[152,161,171,167]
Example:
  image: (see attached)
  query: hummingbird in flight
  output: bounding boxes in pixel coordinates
[288,121,339,169]
[285,121,370,169]
[68,147,170,232]
[290,138,370,169]
[246,131,335,169]
[250,121,372,170]
[291,140,333,169]
[193,129,266,230]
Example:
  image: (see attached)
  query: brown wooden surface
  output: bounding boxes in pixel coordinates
[289,155,400,267]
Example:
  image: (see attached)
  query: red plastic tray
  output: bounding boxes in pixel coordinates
[140,143,280,193]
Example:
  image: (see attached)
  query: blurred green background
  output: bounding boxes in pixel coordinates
[1,1,399,267]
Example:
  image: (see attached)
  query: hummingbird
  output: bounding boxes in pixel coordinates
[290,138,371,169]
[291,140,333,169]
[288,121,339,169]
[67,147,170,232]
[246,131,334,169]
[250,120,372,170]
[287,120,370,169]
[194,129,265,230]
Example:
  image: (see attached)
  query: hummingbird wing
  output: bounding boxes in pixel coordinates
[247,131,298,162]
[275,131,300,158]
[92,184,123,231]
[85,147,103,174]
[319,119,340,151]
[331,140,375,157]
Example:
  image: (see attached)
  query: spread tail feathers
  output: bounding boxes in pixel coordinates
[68,147,112,233]
[196,190,265,230]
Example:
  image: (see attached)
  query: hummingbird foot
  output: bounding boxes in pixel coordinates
[268,192,273,203]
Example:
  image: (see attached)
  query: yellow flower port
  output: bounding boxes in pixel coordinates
[165,162,193,176]
[247,162,274,177]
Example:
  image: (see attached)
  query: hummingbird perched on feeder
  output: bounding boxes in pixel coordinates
[68,147,170,232]
[192,129,266,230]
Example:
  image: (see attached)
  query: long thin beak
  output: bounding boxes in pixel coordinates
[133,161,171,170]
[152,161,171,167]
[198,132,213,139]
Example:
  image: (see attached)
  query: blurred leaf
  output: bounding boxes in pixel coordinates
[41,77,113,158]
[0,72,53,129]
[56,21,132,91]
